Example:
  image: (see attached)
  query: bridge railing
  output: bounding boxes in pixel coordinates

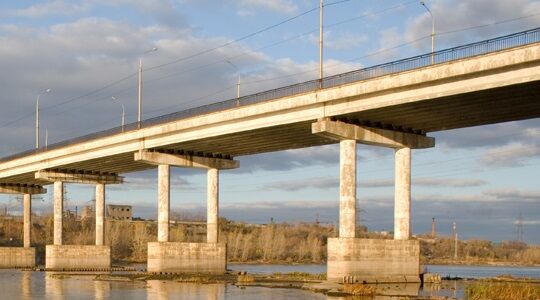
[2,27,540,163]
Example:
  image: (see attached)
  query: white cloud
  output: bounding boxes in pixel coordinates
[360,177,487,188]
[11,0,91,18]
[237,0,298,15]
[405,0,540,49]
[480,143,540,167]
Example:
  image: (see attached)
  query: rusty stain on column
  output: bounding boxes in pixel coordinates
[207,168,219,243]
[340,139,357,238]
[394,147,411,240]
[158,164,170,242]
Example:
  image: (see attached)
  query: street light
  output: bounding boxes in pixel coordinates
[225,60,241,100]
[420,1,435,64]
[111,97,125,132]
[319,0,324,88]
[35,88,52,149]
[138,47,158,128]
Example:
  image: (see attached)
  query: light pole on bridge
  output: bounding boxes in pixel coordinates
[138,47,158,129]
[111,96,125,132]
[35,88,52,149]
[420,1,435,64]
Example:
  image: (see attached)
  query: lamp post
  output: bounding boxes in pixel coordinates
[111,97,125,132]
[319,0,324,88]
[225,60,241,100]
[35,88,52,149]
[420,1,435,64]
[138,47,158,128]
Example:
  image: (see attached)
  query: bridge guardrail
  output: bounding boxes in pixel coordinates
[2,27,540,162]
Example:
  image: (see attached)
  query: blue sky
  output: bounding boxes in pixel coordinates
[0,0,539,244]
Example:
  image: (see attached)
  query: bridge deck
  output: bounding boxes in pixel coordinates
[1,29,540,186]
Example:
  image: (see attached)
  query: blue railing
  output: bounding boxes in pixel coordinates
[2,27,540,162]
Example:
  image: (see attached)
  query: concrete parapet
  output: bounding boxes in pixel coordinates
[327,238,420,283]
[0,247,35,268]
[147,242,226,274]
[45,245,110,271]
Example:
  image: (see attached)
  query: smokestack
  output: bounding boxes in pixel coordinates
[431,217,436,238]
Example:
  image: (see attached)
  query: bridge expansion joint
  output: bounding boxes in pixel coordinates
[312,119,435,149]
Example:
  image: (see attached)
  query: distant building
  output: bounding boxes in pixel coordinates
[81,205,94,220]
[107,204,132,221]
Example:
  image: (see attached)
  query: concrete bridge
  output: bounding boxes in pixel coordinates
[1,28,540,282]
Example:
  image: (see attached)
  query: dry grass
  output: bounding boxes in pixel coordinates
[465,282,540,300]
[237,274,255,283]
[342,283,376,296]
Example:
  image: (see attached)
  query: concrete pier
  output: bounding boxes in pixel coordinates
[23,194,31,248]
[327,238,420,283]
[41,171,120,271]
[53,181,63,245]
[45,245,110,271]
[95,184,105,246]
[158,164,170,242]
[0,248,35,268]
[322,123,423,283]
[207,168,219,243]
[147,242,226,274]
[138,152,237,274]
[394,147,411,240]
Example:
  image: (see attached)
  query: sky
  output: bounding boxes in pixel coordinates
[0,0,539,244]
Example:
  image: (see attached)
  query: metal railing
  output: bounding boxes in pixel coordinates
[2,27,540,163]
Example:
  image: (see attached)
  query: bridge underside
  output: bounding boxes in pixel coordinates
[1,79,539,186]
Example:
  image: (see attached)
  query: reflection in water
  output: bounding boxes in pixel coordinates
[94,279,110,300]
[327,283,420,300]
[45,273,64,300]
[21,271,32,300]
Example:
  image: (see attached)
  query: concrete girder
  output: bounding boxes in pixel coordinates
[312,119,435,149]
[35,170,123,184]
[134,150,239,170]
[0,184,46,194]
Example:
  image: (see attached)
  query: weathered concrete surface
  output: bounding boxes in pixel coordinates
[158,164,170,242]
[23,194,31,248]
[339,140,356,238]
[394,147,411,240]
[53,181,63,245]
[45,245,111,270]
[35,170,123,184]
[147,242,226,274]
[135,151,239,169]
[312,120,435,149]
[327,238,420,283]
[0,247,35,268]
[0,184,46,194]
[95,183,105,245]
[207,168,219,243]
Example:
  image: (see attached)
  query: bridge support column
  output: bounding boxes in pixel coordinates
[207,168,219,243]
[314,120,428,283]
[137,151,237,274]
[95,184,105,246]
[37,170,121,271]
[158,165,170,242]
[23,194,31,248]
[339,139,357,238]
[394,147,411,240]
[53,181,63,246]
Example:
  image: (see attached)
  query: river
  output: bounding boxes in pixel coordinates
[0,264,538,299]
